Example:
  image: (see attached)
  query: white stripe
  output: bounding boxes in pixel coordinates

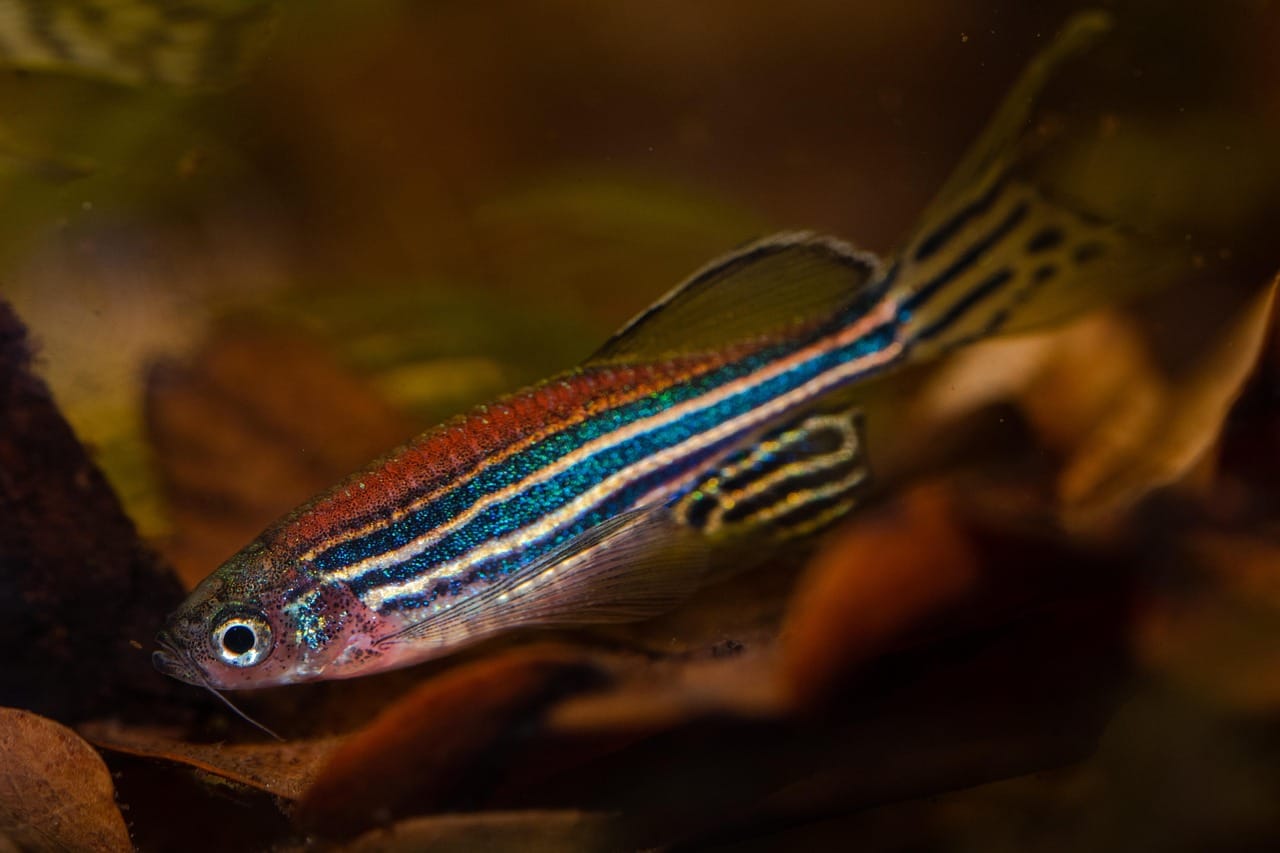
[362,324,905,610]
[328,297,900,589]
[302,237,877,567]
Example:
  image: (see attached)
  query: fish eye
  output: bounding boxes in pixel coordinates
[211,612,273,667]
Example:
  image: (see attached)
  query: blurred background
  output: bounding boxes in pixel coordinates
[2,0,1275,546]
[1,1,1279,849]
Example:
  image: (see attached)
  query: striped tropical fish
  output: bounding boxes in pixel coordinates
[155,12,1173,693]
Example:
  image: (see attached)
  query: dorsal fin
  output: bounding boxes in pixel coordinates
[588,233,884,364]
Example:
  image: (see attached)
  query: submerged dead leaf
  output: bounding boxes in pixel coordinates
[339,811,620,853]
[0,708,132,853]
[1135,528,1280,713]
[297,646,609,838]
[906,271,1278,534]
[1032,274,1278,530]
[780,478,1120,710]
[546,650,785,735]
[80,720,343,801]
[494,584,1132,848]
[782,485,983,708]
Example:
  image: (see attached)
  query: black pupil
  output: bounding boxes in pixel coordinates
[222,624,256,656]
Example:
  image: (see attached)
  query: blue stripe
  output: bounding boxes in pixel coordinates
[348,323,900,600]
[313,339,798,574]
[376,437,734,611]
[312,261,905,577]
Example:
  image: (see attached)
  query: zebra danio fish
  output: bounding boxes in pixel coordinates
[155,12,1173,695]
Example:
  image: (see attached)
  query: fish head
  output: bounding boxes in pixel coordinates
[154,539,383,689]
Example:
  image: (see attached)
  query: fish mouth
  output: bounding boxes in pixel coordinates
[153,630,201,686]
[152,629,285,739]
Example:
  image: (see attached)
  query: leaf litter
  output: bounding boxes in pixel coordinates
[0,708,133,853]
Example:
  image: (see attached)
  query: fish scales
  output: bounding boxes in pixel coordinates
[346,316,903,612]
[278,355,734,560]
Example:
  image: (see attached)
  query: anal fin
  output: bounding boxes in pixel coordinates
[672,406,870,541]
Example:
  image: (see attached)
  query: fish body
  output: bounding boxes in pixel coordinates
[156,12,1169,690]
[157,243,903,687]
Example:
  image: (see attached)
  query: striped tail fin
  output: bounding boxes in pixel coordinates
[886,11,1180,360]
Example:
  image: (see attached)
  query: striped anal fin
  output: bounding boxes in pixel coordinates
[672,406,869,541]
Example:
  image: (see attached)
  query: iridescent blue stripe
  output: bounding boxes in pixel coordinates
[313,333,813,575]
[317,184,1047,606]
[377,437,734,611]
[313,339,796,574]
[349,321,899,601]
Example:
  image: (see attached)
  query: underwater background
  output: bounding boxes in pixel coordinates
[1,1,1279,850]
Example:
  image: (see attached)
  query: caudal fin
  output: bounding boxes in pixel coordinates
[887,11,1182,360]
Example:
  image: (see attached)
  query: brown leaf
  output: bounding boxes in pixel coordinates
[80,720,343,801]
[296,646,608,838]
[0,708,132,853]
[780,476,1127,711]
[502,586,1131,847]
[546,650,786,735]
[904,272,1278,535]
[781,485,983,708]
[1037,275,1277,530]
[472,483,1131,846]
[146,322,418,587]
[1135,529,1280,713]
[1188,530,1280,606]
[338,811,620,853]
[471,604,795,815]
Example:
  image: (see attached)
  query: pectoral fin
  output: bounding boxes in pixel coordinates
[383,506,710,644]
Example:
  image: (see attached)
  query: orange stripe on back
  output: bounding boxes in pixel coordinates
[271,354,733,555]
